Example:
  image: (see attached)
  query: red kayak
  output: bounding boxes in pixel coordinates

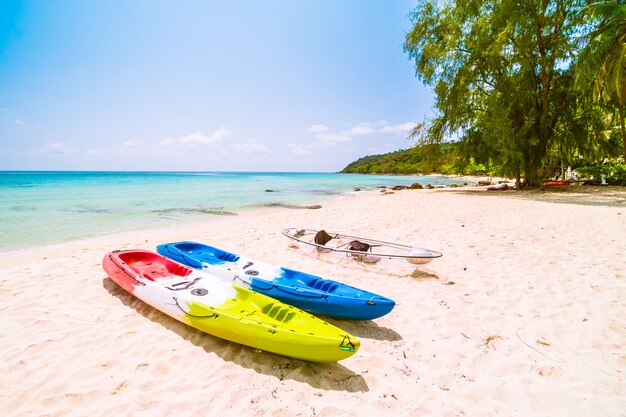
[543,180,570,186]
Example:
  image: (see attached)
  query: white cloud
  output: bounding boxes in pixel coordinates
[306,120,415,147]
[232,140,271,154]
[288,143,314,155]
[317,131,352,143]
[85,149,101,155]
[348,123,374,135]
[15,119,26,126]
[123,139,140,147]
[380,122,415,133]
[307,124,329,133]
[291,120,417,160]
[36,142,77,155]
[160,127,232,146]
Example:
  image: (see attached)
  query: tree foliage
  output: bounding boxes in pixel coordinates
[404,0,587,186]
[576,1,626,159]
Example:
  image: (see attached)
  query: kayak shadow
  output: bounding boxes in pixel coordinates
[322,317,402,342]
[102,277,369,392]
[287,246,440,279]
[409,269,443,281]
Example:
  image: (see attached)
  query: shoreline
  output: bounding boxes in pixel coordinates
[0,174,477,256]
[0,172,472,254]
[2,182,624,260]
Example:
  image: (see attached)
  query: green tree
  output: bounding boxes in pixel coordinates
[576,1,626,159]
[404,0,585,186]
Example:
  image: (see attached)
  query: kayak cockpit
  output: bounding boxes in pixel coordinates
[169,242,241,264]
[117,250,192,281]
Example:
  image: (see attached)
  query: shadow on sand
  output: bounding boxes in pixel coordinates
[409,269,443,282]
[102,277,369,392]
[449,186,626,208]
[287,246,443,280]
[322,317,402,342]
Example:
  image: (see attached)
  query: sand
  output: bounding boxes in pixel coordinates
[1,186,625,417]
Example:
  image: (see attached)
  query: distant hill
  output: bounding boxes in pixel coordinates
[340,146,452,174]
[340,149,417,174]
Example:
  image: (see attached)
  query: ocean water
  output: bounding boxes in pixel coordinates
[0,171,467,252]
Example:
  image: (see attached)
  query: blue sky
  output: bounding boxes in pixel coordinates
[0,0,432,171]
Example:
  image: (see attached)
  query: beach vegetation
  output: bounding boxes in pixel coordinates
[576,162,626,184]
[399,0,625,187]
[575,1,626,160]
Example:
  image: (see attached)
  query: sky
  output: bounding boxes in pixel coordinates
[0,0,433,172]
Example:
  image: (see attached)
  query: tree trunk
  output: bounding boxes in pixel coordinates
[559,143,564,181]
[619,106,626,159]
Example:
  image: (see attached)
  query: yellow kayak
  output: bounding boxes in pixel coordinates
[103,250,359,362]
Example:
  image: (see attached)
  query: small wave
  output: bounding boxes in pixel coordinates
[10,205,38,212]
[248,202,322,210]
[304,189,340,196]
[0,182,36,188]
[152,208,238,216]
[71,208,122,214]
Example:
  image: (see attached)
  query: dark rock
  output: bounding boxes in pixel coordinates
[265,189,277,192]
[154,208,238,216]
[392,185,408,190]
[354,187,361,191]
[204,210,238,216]
[263,203,322,209]
[410,182,423,189]
[425,184,434,189]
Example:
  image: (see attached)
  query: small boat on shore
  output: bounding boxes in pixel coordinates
[102,250,359,362]
[487,183,510,191]
[282,228,442,267]
[543,180,571,186]
[157,241,395,320]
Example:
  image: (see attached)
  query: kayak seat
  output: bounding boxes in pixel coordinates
[140,263,190,281]
[262,303,295,323]
[194,252,239,265]
[306,279,338,293]
[173,242,241,264]
[119,251,192,281]
[219,253,240,263]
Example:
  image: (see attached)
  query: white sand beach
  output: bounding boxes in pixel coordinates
[1,187,625,417]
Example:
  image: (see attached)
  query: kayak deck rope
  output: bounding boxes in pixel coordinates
[165,277,201,291]
[108,254,146,286]
[173,297,218,319]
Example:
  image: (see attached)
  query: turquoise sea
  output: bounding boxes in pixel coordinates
[0,171,467,252]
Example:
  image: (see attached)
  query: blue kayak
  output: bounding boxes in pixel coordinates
[156,241,395,320]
